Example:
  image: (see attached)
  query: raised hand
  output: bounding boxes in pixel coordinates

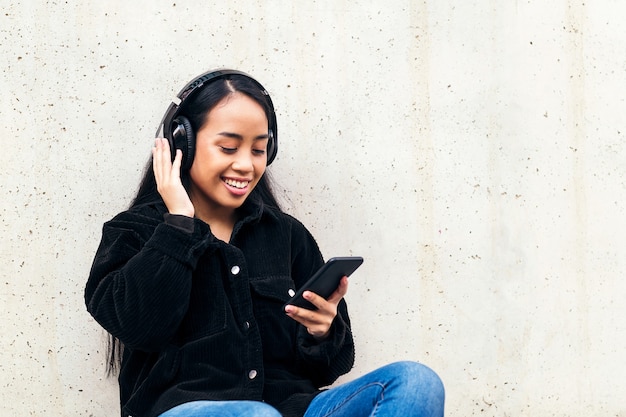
[152,138,195,218]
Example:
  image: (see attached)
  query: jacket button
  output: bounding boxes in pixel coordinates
[231,265,240,275]
[288,289,296,297]
[248,369,258,379]
[244,321,250,330]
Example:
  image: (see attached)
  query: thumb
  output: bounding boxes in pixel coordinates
[327,276,349,304]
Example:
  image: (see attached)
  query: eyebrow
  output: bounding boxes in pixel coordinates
[217,131,270,141]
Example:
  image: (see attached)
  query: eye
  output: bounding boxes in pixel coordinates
[252,148,266,156]
[220,146,237,154]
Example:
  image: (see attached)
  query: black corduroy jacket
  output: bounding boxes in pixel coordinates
[85,199,354,417]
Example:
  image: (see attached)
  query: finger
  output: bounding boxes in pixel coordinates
[158,138,170,163]
[171,149,183,178]
[326,276,349,304]
[284,304,333,339]
[152,139,163,180]
[155,139,173,172]
[284,304,314,327]
[153,139,173,188]
[160,138,172,161]
[285,304,324,327]
[301,290,328,311]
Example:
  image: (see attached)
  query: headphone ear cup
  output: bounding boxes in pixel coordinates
[171,116,195,170]
[266,129,277,165]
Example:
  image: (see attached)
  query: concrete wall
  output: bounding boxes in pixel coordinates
[1,1,624,415]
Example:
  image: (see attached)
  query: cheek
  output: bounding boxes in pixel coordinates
[254,157,268,173]
[254,165,267,184]
[188,164,219,189]
[250,166,267,188]
[188,147,220,178]
[188,162,203,182]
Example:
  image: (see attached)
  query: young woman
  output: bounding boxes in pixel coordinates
[85,69,444,417]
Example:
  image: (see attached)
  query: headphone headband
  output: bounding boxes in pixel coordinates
[156,69,278,167]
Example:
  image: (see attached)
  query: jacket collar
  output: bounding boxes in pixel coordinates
[232,197,280,237]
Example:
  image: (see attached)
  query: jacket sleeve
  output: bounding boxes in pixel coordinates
[296,299,354,386]
[84,210,216,351]
[289,220,356,387]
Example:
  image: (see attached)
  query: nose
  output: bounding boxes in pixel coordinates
[231,149,254,173]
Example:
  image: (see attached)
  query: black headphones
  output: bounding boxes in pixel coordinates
[155,69,278,170]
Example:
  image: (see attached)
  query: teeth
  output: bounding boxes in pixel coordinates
[224,179,249,189]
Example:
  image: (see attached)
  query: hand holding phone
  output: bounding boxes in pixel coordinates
[285,256,363,310]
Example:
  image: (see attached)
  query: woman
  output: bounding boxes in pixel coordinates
[85,69,444,417]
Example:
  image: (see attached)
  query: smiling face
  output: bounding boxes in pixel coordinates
[188,92,269,221]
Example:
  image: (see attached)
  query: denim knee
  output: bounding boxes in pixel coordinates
[386,361,445,401]
[158,400,283,417]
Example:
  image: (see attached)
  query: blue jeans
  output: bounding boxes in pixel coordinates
[158,361,444,417]
[305,361,444,417]
[158,400,282,417]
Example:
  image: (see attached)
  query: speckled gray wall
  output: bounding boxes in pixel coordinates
[1,1,625,415]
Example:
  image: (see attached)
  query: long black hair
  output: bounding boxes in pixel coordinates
[106,72,282,375]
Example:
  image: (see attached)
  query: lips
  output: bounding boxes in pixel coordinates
[223,178,250,190]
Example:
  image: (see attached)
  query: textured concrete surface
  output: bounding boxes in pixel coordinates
[1,1,624,415]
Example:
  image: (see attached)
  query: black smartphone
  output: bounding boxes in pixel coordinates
[285,256,364,310]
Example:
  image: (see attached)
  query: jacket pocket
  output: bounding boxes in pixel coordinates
[249,275,296,305]
[175,269,228,344]
[249,275,298,360]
